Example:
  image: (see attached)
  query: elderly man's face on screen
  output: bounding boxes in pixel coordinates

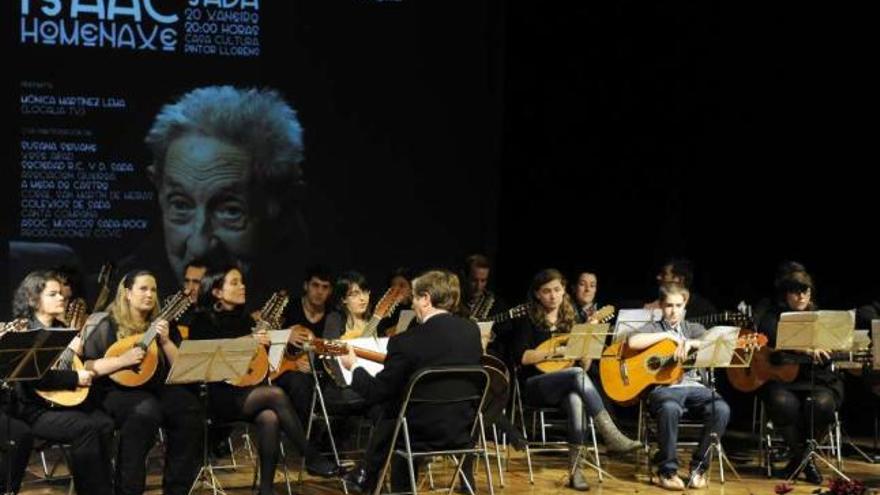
[156,132,257,280]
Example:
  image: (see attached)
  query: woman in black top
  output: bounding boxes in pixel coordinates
[512,269,640,491]
[9,270,115,495]
[188,265,336,495]
[82,270,204,495]
[757,269,840,485]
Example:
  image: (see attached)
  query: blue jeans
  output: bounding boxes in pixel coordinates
[647,385,730,475]
[525,367,604,444]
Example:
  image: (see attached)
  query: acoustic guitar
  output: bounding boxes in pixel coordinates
[105,291,191,387]
[600,331,766,405]
[727,346,871,392]
[534,305,615,374]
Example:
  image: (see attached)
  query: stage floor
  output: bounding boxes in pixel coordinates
[17,436,880,494]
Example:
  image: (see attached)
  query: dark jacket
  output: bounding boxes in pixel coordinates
[350,312,482,449]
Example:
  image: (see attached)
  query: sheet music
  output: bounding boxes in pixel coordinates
[691,326,739,368]
[477,321,494,352]
[613,308,661,342]
[564,323,610,360]
[395,310,417,335]
[266,329,291,371]
[166,338,255,384]
[777,310,855,351]
[337,337,389,385]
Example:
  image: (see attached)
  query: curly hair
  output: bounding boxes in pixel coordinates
[12,270,62,320]
[145,85,306,218]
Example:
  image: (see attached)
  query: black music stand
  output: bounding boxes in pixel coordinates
[777,311,853,482]
[684,326,747,488]
[166,338,256,495]
[1,328,76,495]
[567,323,617,482]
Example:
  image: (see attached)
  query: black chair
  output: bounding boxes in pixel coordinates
[372,366,491,495]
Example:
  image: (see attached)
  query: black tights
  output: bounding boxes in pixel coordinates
[761,382,839,457]
[239,385,313,495]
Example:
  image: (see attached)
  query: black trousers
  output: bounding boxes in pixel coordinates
[29,407,115,495]
[0,411,32,494]
[760,381,841,457]
[102,385,204,495]
[274,370,315,423]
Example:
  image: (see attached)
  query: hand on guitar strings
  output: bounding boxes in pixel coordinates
[154,319,170,344]
[809,348,831,363]
[120,346,146,367]
[289,326,315,347]
[675,338,701,362]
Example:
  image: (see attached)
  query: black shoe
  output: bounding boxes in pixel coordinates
[211,439,231,459]
[509,431,528,451]
[342,465,368,493]
[456,472,476,493]
[305,454,338,478]
[802,459,823,485]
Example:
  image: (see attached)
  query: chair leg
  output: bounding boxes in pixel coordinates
[478,414,495,495]
[227,436,238,469]
[402,418,419,495]
[492,423,505,487]
[588,417,602,482]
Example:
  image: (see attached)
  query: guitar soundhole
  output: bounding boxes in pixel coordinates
[646,356,662,373]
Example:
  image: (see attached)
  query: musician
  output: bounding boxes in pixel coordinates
[9,270,114,495]
[187,264,336,494]
[274,265,335,421]
[182,258,208,304]
[757,269,839,484]
[627,283,730,490]
[339,270,482,493]
[514,269,640,491]
[81,270,204,495]
[326,271,374,339]
[573,271,599,323]
[644,258,717,318]
[462,254,507,319]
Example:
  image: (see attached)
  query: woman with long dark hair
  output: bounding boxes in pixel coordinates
[187,264,336,495]
[512,268,640,491]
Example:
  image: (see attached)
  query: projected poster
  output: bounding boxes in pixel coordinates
[7,1,502,310]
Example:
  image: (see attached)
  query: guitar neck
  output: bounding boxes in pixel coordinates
[363,315,381,337]
[352,346,386,364]
[139,322,160,348]
[491,308,518,323]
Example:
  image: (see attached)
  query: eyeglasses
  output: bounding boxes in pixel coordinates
[346,289,370,299]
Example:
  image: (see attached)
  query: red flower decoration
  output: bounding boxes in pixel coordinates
[775,483,794,494]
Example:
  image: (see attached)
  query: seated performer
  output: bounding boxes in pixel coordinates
[626,283,730,490]
[187,264,338,494]
[82,270,205,495]
[514,269,640,491]
[10,270,115,495]
[339,270,483,493]
[757,268,840,485]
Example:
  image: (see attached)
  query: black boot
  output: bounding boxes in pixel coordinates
[802,459,823,485]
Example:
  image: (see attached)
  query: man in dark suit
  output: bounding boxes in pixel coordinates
[339,270,482,493]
